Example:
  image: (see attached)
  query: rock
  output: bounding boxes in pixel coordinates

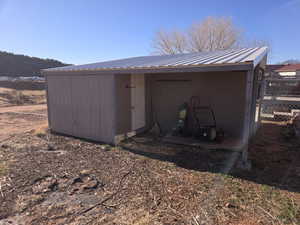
[47,144,55,151]
[15,194,44,212]
[225,202,236,208]
[57,177,69,189]
[80,169,92,175]
[32,177,58,194]
[82,179,98,190]
[71,176,82,185]
[99,145,110,151]
[1,144,9,149]
[68,174,103,194]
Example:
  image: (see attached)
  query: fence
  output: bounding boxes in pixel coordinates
[260,73,300,122]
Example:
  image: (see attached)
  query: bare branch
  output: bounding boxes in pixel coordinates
[151,17,268,55]
[189,17,241,52]
[152,30,187,55]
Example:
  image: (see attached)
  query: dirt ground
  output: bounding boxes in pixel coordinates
[0,104,47,142]
[0,103,299,225]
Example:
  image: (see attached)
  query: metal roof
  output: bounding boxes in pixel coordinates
[265,64,285,73]
[44,47,268,73]
[276,64,300,72]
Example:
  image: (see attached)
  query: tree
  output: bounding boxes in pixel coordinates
[152,17,268,55]
[189,17,240,52]
[152,30,187,55]
[152,17,241,55]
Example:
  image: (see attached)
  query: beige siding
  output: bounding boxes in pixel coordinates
[147,71,247,138]
[47,71,248,143]
[47,75,73,134]
[115,74,131,134]
[131,74,146,130]
[47,74,115,143]
[115,71,247,139]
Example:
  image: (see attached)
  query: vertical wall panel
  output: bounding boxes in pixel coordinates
[46,74,115,144]
[71,76,93,139]
[70,74,115,143]
[131,74,146,130]
[95,74,115,143]
[115,74,131,135]
[47,75,73,134]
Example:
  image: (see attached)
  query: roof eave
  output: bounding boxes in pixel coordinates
[42,62,253,75]
[248,47,268,68]
[276,69,297,72]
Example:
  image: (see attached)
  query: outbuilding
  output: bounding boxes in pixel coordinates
[42,47,268,160]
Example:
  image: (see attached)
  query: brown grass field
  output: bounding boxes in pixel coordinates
[0,80,45,107]
[0,87,45,107]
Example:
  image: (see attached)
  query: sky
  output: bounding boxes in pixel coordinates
[0,0,299,65]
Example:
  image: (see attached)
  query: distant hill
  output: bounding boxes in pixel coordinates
[0,51,70,77]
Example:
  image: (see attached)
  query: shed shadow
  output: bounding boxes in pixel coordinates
[119,123,300,193]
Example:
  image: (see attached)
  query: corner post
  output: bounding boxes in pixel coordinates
[241,69,255,169]
[43,73,52,130]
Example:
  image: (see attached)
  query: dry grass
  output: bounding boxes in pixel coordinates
[32,124,49,137]
[0,87,45,106]
[0,118,299,224]
[0,142,8,177]
[221,176,300,225]
[0,162,7,177]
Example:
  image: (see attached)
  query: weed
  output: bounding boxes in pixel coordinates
[36,132,46,138]
[0,162,7,177]
[257,185,300,224]
[278,196,300,224]
[221,173,234,180]
[16,194,45,212]
[9,90,27,105]
[33,124,48,138]
[261,184,272,193]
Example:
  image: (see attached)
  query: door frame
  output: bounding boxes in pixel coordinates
[131,73,146,131]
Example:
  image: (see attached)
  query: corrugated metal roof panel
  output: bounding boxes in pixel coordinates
[44,47,268,72]
[276,64,300,72]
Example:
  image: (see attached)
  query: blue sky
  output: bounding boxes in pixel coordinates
[0,0,299,64]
